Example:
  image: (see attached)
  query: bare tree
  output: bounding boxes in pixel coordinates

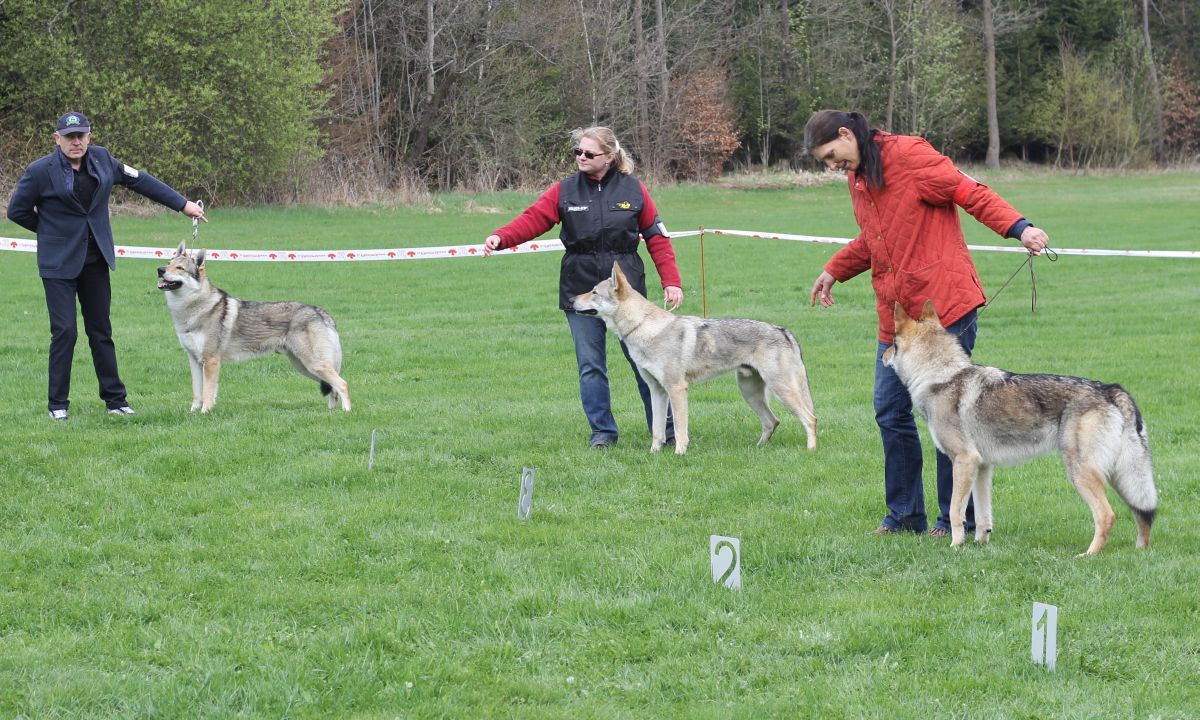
[1139,0,1165,162]
[650,0,671,175]
[982,0,999,167]
[871,0,905,130]
[963,0,1040,167]
[633,0,648,154]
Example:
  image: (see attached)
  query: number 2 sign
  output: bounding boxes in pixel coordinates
[710,535,741,590]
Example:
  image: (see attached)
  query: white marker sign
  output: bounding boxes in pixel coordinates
[709,535,741,590]
[517,467,536,521]
[1032,602,1058,671]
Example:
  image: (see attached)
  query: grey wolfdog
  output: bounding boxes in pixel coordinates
[572,262,817,454]
[156,242,350,413]
[883,300,1156,555]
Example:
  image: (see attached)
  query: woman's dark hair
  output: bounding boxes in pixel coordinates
[803,110,884,190]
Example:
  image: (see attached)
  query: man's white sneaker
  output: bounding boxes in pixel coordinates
[107,406,136,416]
[49,409,68,421]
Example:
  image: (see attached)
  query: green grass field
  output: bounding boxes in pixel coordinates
[1,170,1197,718]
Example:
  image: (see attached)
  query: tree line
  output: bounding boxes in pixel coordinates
[2,0,1196,205]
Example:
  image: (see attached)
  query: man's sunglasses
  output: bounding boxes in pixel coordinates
[573,148,606,160]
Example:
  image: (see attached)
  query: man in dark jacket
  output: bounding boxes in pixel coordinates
[6,111,207,420]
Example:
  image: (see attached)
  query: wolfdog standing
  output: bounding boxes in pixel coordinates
[883,300,1156,554]
[572,262,817,454]
[156,242,350,413]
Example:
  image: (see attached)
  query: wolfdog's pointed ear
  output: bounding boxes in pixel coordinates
[893,301,912,326]
[195,249,207,267]
[611,262,628,291]
[174,241,187,258]
[920,299,939,322]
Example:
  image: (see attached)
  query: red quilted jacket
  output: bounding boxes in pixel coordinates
[824,132,1024,342]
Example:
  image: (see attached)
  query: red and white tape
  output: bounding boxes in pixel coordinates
[0,236,560,261]
[2,228,1194,260]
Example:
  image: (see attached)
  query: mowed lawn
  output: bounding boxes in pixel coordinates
[1,169,1197,718]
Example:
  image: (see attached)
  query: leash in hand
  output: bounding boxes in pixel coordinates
[957,245,1058,338]
[1025,244,1058,313]
[191,199,204,247]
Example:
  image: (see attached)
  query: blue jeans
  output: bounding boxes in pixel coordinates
[565,310,672,446]
[874,310,977,533]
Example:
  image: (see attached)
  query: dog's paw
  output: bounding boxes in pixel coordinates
[650,443,663,452]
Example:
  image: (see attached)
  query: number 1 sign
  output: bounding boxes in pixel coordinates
[1032,602,1058,671]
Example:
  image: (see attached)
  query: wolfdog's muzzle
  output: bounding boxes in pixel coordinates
[157,266,182,291]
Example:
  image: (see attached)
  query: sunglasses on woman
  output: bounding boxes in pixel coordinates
[573,148,606,160]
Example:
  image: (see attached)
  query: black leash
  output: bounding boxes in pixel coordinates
[956,245,1058,338]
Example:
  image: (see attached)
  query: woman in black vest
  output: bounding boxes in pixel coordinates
[484,127,683,448]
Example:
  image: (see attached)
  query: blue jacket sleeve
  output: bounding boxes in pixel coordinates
[106,153,187,211]
[6,162,43,232]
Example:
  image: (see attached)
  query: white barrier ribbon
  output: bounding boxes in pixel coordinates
[698,228,1200,259]
[0,236,560,261]
[1,228,1194,260]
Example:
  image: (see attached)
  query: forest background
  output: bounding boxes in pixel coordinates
[1,0,1198,206]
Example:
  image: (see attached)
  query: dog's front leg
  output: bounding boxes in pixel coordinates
[668,384,690,454]
[186,353,204,411]
[200,355,221,413]
[645,375,670,452]
[972,464,995,544]
[949,453,980,547]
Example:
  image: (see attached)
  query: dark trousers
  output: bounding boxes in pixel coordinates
[874,310,977,533]
[42,259,127,411]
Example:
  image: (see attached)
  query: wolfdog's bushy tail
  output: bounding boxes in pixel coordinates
[1106,386,1157,547]
[779,328,817,449]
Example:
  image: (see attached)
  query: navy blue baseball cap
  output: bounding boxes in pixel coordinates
[56,111,91,135]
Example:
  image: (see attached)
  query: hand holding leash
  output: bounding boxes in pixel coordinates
[663,285,683,310]
[1019,225,1049,256]
[185,200,206,247]
[183,199,206,223]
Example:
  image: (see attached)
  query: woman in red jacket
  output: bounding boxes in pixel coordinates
[484,126,683,449]
[804,109,1050,537]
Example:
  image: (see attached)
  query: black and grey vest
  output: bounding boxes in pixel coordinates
[556,168,656,309]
